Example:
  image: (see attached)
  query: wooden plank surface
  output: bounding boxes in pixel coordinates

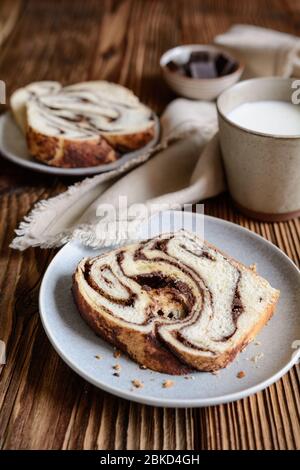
[0,0,299,450]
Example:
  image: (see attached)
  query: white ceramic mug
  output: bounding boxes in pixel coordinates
[217,77,300,221]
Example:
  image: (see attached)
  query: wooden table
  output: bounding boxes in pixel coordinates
[0,0,299,451]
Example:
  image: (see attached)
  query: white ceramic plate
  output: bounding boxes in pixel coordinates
[39,211,300,407]
[0,112,160,176]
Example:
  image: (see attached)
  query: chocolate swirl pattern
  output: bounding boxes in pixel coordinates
[73,230,280,374]
[10,81,155,168]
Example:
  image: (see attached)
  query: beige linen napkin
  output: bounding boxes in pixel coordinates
[11,99,224,250]
[215,24,300,78]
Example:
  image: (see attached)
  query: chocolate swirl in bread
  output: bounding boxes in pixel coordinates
[73,230,280,374]
[10,81,155,168]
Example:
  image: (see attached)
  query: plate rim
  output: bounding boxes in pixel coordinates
[0,111,160,176]
[39,213,300,407]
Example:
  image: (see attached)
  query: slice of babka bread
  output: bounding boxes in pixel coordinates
[10,81,155,168]
[73,230,280,374]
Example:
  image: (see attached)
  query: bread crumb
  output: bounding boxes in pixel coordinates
[113,372,120,377]
[162,380,174,388]
[113,350,122,359]
[139,364,147,370]
[132,379,143,389]
[237,371,246,379]
[251,352,264,364]
[113,364,121,371]
[94,355,102,360]
[249,263,257,272]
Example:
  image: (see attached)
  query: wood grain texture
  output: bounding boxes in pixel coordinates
[0,0,24,49]
[0,0,299,450]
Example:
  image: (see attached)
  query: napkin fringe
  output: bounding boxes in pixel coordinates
[10,176,112,250]
[71,223,140,249]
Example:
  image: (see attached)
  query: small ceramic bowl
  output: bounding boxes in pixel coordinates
[160,44,244,101]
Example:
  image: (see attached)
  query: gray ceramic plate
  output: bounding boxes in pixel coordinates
[0,111,160,176]
[39,211,300,407]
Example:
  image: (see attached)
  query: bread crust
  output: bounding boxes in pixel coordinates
[157,240,280,372]
[72,267,279,375]
[12,80,156,168]
[160,295,278,372]
[72,234,280,375]
[72,272,192,375]
[103,125,155,152]
[27,123,155,168]
[27,126,118,168]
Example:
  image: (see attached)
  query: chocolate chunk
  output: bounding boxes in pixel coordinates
[190,61,217,79]
[216,53,237,76]
[215,53,227,76]
[166,51,238,79]
[189,51,210,63]
[166,60,186,75]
